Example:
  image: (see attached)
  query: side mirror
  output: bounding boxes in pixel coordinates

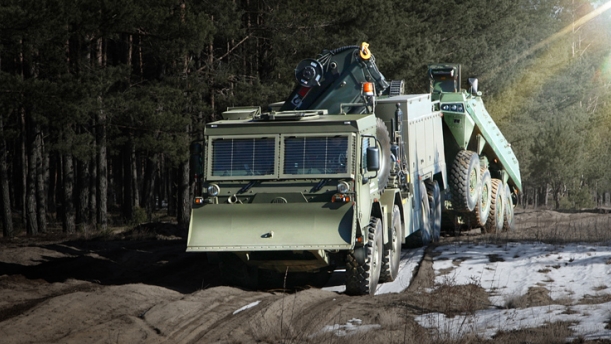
[367,146,380,171]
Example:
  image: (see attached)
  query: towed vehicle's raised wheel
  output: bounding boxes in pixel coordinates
[380,205,402,283]
[484,178,504,233]
[450,150,481,213]
[503,183,515,231]
[345,217,383,295]
[426,179,442,243]
[376,118,392,191]
[473,168,492,227]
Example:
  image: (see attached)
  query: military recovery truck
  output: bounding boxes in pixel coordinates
[187,43,521,295]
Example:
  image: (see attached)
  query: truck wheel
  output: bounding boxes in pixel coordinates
[380,206,402,283]
[376,118,392,191]
[503,183,515,231]
[402,182,432,248]
[345,217,383,295]
[473,168,492,227]
[484,179,504,233]
[450,150,480,212]
[426,179,441,242]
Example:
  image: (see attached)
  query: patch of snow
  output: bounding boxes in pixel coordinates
[432,242,611,306]
[322,247,425,295]
[376,247,426,295]
[233,300,261,315]
[416,242,611,340]
[416,302,611,340]
[311,318,381,337]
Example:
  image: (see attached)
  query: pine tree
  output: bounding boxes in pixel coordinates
[0,115,13,237]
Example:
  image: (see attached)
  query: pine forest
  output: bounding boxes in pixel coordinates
[1,0,611,237]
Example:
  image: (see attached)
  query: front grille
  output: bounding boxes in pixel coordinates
[211,138,275,177]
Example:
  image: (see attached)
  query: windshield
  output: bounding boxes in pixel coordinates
[207,134,352,180]
[283,136,348,175]
[211,138,275,177]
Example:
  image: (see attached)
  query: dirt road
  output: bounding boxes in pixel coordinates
[1,209,610,343]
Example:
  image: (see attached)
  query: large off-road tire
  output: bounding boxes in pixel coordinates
[473,168,492,227]
[406,180,433,247]
[218,253,258,290]
[503,183,515,231]
[484,179,504,233]
[426,179,442,243]
[450,150,481,212]
[380,205,402,283]
[345,217,383,296]
[376,118,392,191]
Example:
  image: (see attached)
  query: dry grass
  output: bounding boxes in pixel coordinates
[492,321,577,344]
[468,209,611,246]
[503,286,553,309]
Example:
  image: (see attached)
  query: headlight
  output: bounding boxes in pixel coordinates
[441,103,464,112]
[207,184,220,196]
[337,181,350,194]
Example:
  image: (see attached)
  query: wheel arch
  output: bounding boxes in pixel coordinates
[433,171,446,192]
[370,200,383,221]
[369,200,387,244]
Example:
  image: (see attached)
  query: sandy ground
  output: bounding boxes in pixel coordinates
[1,209,611,343]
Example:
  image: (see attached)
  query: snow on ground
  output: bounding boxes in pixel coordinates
[416,302,611,341]
[322,247,425,295]
[310,318,382,338]
[233,300,261,315]
[416,242,611,340]
[375,247,426,295]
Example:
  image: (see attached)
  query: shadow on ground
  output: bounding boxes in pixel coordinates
[0,223,220,294]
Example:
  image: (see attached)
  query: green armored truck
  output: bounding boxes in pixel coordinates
[187,43,521,295]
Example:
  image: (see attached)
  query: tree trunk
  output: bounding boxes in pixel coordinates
[51,153,61,219]
[20,107,27,229]
[0,116,14,238]
[122,140,134,220]
[143,155,158,222]
[35,125,47,233]
[47,152,57,214]
[62,154,75,233]
[177,159,190,228]
[132,148,140,209]
[97,96,108,231]
[89,153,97,227]
[167,164,176,217]
[25,111,38,236]
[178,4,192,229]
[157,155,164,210]
[108,157,116,209]
[76,158,90,230]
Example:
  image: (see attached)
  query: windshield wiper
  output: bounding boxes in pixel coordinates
[238,180,257,194]
[310,179,329,193]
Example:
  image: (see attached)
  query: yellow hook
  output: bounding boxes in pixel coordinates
[360,42,371,60]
